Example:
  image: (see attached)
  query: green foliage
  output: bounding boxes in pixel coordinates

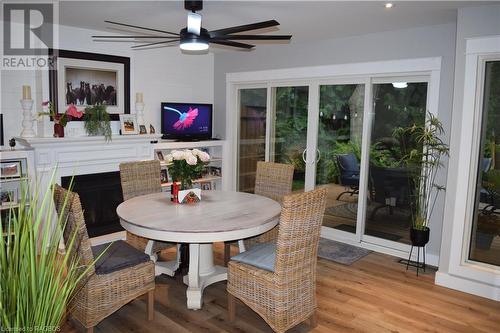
[84,104,112,141]
[395,112,449,229]
[167,153,207,190]
[38,102,69,127]
[483,169,500,191]
[0,173,99,331]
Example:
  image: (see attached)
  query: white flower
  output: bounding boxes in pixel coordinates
[172,150,185,160]
[165,154,173,163]
[199,151,210,162]
[192,149,202,156]
[186,154,198,165]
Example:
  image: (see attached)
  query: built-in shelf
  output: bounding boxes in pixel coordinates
[161,175,222,187]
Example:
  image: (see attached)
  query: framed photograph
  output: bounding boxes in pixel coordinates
[49,49,130,120]
[0,161,22,179]
[0,188,18,206]
[160,168,169,184]
[156,150,164,161]
[200,182,212,191]
[139,125,147,134]
[119,115,138,135]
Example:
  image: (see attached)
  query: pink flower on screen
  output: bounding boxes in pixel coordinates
[173,107,199,130]
[66,104,83,119]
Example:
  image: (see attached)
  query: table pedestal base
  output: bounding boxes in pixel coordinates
[146,241,181,277]
[183,243,227,310]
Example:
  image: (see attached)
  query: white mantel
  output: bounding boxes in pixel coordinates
[15,134,161,179]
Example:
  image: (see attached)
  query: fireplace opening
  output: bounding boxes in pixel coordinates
[62,172,124,237]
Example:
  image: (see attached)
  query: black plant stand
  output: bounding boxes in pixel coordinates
[399,245,426,276]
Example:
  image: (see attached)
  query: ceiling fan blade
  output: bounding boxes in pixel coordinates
[105,20,179,36]
[131,39,180,49]
[209,20,279,37]
[93,35,180,39]
[210,40,254,49]
[212,35,291,41]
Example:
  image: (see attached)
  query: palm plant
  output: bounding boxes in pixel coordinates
[394,112,449,230]
[0,174,99,331]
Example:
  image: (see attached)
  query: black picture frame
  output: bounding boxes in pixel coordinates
[48,49,130,121]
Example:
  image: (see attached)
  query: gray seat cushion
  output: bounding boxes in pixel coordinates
[91,240,150,275]
[231,242,276,272]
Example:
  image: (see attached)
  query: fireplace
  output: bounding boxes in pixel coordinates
[62,172,124,237]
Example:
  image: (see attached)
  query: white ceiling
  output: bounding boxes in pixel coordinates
[59,1,495,47]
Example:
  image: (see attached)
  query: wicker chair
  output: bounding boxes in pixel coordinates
[119,160,174,258]
[227,188,327,333]
[53,184,155,333]
[224,161,294,265]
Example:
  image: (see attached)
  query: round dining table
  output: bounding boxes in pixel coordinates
[116,190,281,310]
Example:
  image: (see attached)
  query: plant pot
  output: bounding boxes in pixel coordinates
[53,123,64,138]
[410,227,430,247]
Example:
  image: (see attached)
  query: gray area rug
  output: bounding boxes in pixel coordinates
[318,238,371,265]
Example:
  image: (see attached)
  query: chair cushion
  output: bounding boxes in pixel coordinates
[231,242,276,272]
[91,240,150,275]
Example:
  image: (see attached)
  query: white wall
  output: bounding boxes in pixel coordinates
[437,5,500,296]
[1,24,214,142]
[213,23,457,260]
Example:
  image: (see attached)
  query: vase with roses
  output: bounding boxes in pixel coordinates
[166,149,211,190]
[39,102,83,137]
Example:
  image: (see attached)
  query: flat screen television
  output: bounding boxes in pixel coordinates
[161,102,213,140]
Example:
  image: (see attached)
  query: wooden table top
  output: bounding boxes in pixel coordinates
[117,191,281,243]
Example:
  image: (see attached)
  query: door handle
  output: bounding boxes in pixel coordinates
[316,148,321,163]
[302,148,321,165]
[302,148,308,163]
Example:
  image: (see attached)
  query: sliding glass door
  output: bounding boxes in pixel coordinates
[365,81,428,245]
[316,84,365,234]
[270,86,309,191]
[235,75,433,252]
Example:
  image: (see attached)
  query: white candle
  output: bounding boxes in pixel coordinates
[136,92,143,103]
[22,85,31,100]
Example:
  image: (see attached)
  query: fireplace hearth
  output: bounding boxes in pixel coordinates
[62,172,124,237]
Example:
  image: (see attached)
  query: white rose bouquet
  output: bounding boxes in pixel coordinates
[165,149,210,189]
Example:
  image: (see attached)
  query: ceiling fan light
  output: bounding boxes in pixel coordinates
[180,40,209,51]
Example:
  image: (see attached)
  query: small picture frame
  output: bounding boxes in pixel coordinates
[149,124,155,134]
[0,188,18,206]
[156,150,164,160]
[119,114,138,135]
[200,182,212,191]
[0,161,22,179]
[139,125,147,134]
[160,168,169,184]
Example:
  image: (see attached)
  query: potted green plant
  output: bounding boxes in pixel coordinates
[0,174,100,331]
[394,112,449,247]
[83,104,112,141]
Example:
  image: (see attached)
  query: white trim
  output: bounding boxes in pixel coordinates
[437,35,500,298]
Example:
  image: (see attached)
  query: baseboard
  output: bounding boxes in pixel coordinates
[435,271,500,301]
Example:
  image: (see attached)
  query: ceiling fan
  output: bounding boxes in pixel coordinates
[92,0,292,51]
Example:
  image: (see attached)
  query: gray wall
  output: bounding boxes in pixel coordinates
[439,5,500,272]
[213,22,457,259]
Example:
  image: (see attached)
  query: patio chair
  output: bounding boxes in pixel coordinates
[227,188,327,333]
[223,161,294,265]
[336,153,360,200]
[53,184,155,333]
[120,160,176,263]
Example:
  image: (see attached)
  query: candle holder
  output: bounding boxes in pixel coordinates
[20,99,36,138]
[135,102,145,126]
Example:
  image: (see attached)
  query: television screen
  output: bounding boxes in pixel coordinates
[161,102,212,140]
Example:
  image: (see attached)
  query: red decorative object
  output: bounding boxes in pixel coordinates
[171,183,179,203]
[53,114,64,138]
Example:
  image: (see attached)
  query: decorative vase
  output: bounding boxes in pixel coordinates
[53,115,64,138]
[410,227,430,247]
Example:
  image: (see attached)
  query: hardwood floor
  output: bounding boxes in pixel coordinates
[63,243,500,333]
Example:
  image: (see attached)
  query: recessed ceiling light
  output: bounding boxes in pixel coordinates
[385,3,394,9]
